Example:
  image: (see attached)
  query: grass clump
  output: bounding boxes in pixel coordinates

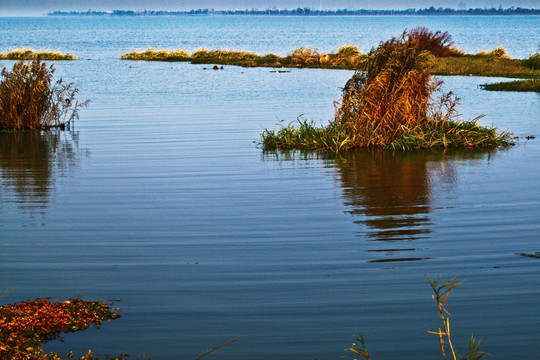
[0,60,89,130]
[475,46,510,59]
[262,28,513,152]
[522,51,540,70]
[0,49,75,60]
[120,48,190,61]
[480,79,540,92]
[345,276,488,360]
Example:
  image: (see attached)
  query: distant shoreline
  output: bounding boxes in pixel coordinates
[47,7,540,17]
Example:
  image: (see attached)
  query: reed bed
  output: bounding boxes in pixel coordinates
[0,60,89,130]
[121,46,367,69]
[119,37,538,77]
[0,49,75,60]
[432,55,538,77]
[480,79,540,92]
[262,28,514,152]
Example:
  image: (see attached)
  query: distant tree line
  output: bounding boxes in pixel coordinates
[48,7,540,17]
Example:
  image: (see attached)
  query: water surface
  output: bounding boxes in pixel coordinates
[0,16,539,360]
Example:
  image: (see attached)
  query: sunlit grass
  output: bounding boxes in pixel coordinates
[480,79,540,92]
[0,49,75,60]
[262,28,515,152]
[120,42,539,78]
[432,55,538,78]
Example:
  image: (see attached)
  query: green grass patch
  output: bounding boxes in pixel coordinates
[262,118,513,152]
[480,79,540,92]
[0,49,75,60]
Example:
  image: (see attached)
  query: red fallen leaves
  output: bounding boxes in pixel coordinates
[0,296,121,360]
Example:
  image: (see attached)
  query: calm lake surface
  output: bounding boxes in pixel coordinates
[1,16,539,360]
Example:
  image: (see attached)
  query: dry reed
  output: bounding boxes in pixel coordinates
[262,28,514,152]
[0,60,89,130]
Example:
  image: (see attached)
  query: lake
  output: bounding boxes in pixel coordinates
[0,15,539,360]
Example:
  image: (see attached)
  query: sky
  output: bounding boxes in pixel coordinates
[0,0,538,16]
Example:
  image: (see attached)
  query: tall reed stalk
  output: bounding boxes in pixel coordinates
[344,276,488,360]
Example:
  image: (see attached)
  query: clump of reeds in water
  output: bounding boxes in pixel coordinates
[121,48,190,61]
[0,60,89,130]
[262,28,514,152]
[0,49,75,60]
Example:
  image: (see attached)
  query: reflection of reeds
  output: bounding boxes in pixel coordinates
[335,150,431,245]
[0,60,89,130]
[0,130,83,211]
[0,49,75,60]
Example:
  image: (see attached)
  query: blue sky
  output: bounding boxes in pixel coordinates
[0,1,538,16]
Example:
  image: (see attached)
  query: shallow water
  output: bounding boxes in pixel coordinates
[1,16,539,360]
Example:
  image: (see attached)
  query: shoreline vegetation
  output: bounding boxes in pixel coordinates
[47,7,540,16]
[0,49,75,61]
[121,46,540,79]
[261,28,515,152]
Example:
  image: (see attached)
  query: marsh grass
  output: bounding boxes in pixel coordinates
[119,38,538,77]
[0,49,75,60]
[432,55,538,77]
[262,29,514,152]
[480,79,540,92]
[121,46,367,69]
[0,60,89,130]
[523,52,540,70]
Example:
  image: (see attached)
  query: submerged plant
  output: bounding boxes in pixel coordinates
[0,60,89,130]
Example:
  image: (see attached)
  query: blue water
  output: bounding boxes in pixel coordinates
[0,16,539,360]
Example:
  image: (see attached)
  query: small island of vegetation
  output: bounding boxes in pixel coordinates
[0,49,75,61]
[121,43,540,80]
[0,60,88,131]
[261,29,514,152]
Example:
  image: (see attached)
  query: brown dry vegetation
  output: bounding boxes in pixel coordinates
[0,60,88,130]
[262,29,514,152]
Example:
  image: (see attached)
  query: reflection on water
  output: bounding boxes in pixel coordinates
[333,149,499,263]
[334,150,432,263]
[264,148,501,263]
[0,130,86,214]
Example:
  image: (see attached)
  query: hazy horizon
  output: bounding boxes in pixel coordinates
[1,0,539,16]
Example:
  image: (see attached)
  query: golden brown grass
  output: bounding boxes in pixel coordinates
[0,60,89,130]
[0,49,75,60]
[121,46,367,69]
[262,28,514,152]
